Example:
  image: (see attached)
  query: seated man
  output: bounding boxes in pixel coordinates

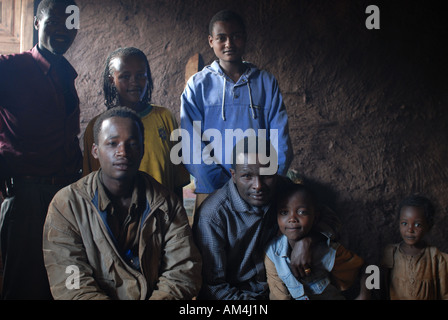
[43,107,202,300]
[193,137,339,300]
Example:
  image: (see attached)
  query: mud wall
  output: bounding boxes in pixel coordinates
[66,0,448,264]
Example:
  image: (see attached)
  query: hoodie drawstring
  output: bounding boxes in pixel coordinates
[221,78,256,121]
[222,78,227,121]
[247,81,256,119]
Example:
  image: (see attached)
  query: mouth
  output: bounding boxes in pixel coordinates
[250,192,267,201]
[127,88,142,95]
[113,161,132,170]
[53,34,70,43]
[286,225,302,231]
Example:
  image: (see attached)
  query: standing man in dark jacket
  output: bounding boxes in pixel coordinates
[0,0,81,299]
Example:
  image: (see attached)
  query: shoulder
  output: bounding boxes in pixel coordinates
[0,50,33,73]
[380,243,400,268]
[149,105,175,119]
[427,246,448,261]
[186,63,222,87]
[196,185,232,224]
[48,174,95,219]
[0,50,32,63]
[244,62,276,81]
[265,235,286,257]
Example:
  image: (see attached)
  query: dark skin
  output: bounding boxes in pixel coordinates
[92,116,143,214]
[399,206,429,256]
[209,20,248,83]
[34,3,77,59]
[229,152,313,278]
[108,55,183,200]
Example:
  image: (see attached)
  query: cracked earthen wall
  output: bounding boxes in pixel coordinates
[66,0,448,264]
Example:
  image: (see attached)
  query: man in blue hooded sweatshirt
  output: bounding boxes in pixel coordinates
[180,9,293,209]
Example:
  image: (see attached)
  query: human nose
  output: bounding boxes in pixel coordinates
[225,36,234,47]
[129,75,138,85]
[288,213,298,223]
[115,143,127,157]
[252,176,262,191]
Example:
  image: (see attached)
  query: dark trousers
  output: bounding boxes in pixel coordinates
[0,180,65,300]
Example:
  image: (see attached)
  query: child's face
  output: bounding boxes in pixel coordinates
[109,55,148,107]
[277,190,316,243]
[208,20,246,64]
[399,206,429,247]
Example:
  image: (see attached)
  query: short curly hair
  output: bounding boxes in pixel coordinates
[208,9,246,36]
[398,194,435,229]
[93,106,144,146]
[36,0,77,20]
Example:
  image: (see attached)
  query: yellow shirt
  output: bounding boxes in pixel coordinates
[82,105,190,192]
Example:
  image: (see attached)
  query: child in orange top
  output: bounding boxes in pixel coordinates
[265,183,369,300]
[381,195,448,300]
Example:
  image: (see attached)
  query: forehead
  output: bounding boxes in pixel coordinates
[212,20,245,35]
[235,152,258,166]
[110,54,146,72]
[234,153,272,174]
[400,206,425,219]
[100,116,141,138]
[279,189,313,206]
[39,3,71,19]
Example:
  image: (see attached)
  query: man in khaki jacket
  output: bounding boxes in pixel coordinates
[43,107,202,299]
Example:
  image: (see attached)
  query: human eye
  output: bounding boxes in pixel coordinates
[232,33,245,41]
[45,18,57,26]
[129,140,140,148]
[118,73,130,80]
[137,73,147,80]
[278,210,288,216]
[216,35,226,42]
[297,209,310,216]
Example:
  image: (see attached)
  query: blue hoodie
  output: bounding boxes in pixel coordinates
[180,60,293,193]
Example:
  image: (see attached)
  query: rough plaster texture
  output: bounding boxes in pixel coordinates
[64,0,448,265]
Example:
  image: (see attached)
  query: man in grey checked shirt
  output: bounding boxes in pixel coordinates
[192,137,339,300]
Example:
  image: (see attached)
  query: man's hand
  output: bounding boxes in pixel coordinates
[289,236,313,279]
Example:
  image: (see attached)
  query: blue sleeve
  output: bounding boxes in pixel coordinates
[267,77,293,176]
[180,79,231,193]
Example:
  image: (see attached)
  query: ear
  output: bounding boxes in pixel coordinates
[208,35,214,48]
[230,168,236,183]
[92,143,99,160]
[108,74,115,86]
[34,16,40,31]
